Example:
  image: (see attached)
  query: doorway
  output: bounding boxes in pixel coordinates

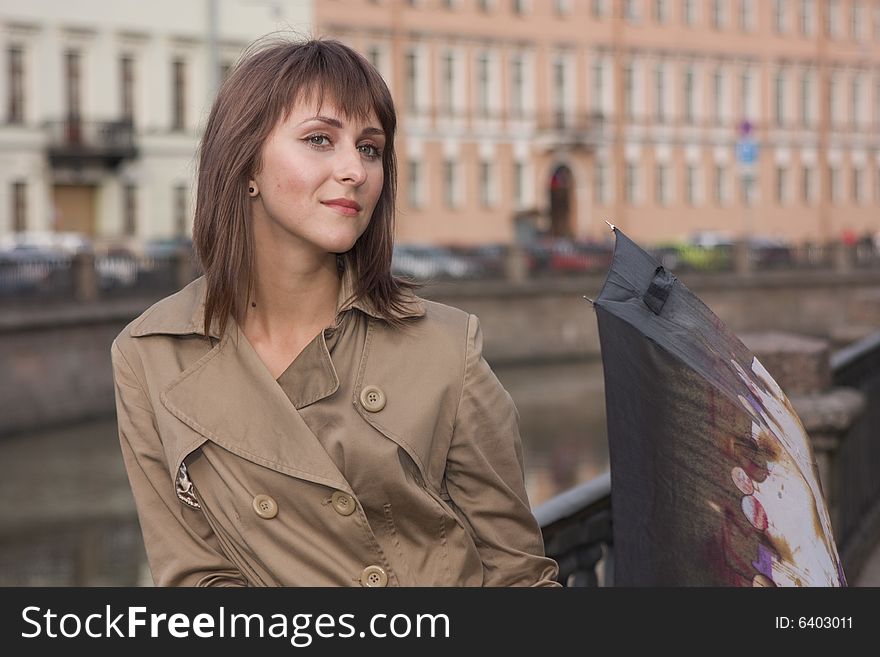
[548,165,573,238]
[52,185,96,235]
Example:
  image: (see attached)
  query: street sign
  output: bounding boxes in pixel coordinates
[736,138,758,165]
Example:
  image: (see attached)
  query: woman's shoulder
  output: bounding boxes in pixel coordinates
[113,277,210,354]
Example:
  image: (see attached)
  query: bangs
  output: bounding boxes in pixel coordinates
[273,40,394,132]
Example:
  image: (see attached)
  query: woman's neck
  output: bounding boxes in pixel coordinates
[242,249,341,345]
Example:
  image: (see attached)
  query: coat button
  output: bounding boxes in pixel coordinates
[360,565,389,587]
[359,385,386,412]
[252,494,278,519]
[331,491,356,516]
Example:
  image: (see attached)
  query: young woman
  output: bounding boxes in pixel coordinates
[111,38,559,587]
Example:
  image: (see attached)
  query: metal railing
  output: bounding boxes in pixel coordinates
[831,331,880,560]
[534,472,613,587]
[1,240,878,306]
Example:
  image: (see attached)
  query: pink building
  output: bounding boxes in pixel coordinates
[317,0,880,246]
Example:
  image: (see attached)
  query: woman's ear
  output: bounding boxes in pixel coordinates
[248,181,259,197]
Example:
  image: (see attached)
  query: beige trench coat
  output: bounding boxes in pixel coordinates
[111,269,560,587]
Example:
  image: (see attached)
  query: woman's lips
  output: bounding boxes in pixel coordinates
[322,201,360,216]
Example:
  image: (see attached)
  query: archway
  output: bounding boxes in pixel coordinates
[548,165,573,238]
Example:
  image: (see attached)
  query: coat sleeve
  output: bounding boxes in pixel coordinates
[443,314,561,587]
[111,338,247,587]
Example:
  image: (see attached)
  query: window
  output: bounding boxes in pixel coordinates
[773,0,788,33]
[799,0,815,35]
[852,2,865,40]
[12,181,26,232]
[65,49,82,119]
[514,160,525,208]
[407,160,423,208]
[656,163,671,205]
[591,0,609,18]
[851,74,864,128]
[802,165,815,203]
[684,65,696,122]
[553,57,568,125]
[740,68,753,119]
[714,164,728,204]
[219,61,232,83]
[172,58,186,131]
[685,164,699,205]
[829,72,841,125]
[120,56,134,122]
[799,71,813,126]
[367,46,382,72]
[775,166,788,204]
[654,64,667,121]
[875,4,880,41]
[653,0,669,22]
[554,0,571,16]
[712,67,723,123]
[683,0,697,25]
[773,70,786,126]
[477,0,491,11]
[829,165,841,203]
[853,166,865,203]
[710,0,725,29]
[739,0,756,32]
[742,173,757,206]
[174,184,188,236]
[624,63,635,119]
[444,159,459,208]
[512,0,527,15]
[875,77,880,128]
[826,0,841,38]
[624,0,639,22]
[625,162,639,204]
[480,160,494,206]
[510,53,525,118]
[405,50,418,112]
[595,161,608,204]
[476,53,490,117]
[441,51,455,115]
[124,184,137,236]
[8,46,24,124]
[591,58,604,113]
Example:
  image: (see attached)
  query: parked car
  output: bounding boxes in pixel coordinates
[525,238,613,275]
[446,244,506,278]
[392,244,481,280]
[0,245,71,294]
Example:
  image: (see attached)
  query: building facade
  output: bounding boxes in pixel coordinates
[317,0,880,245]
[2,1,878,247]
[0,0,310,242]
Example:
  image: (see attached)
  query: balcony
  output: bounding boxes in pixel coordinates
[535,110,604,152]
[46,118,138,169]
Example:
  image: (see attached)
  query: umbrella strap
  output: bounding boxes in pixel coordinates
[643,266,675,315]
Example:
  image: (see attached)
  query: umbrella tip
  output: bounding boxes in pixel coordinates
[582,295,595,305]
[604,219,616,232]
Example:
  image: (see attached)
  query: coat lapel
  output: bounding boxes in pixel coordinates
[160,321,351,493]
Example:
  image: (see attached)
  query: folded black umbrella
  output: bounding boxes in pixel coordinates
[594,226,845,586]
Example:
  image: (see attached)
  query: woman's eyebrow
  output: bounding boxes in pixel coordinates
[299,115,385,137]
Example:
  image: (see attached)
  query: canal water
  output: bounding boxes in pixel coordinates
[0,359,608,586]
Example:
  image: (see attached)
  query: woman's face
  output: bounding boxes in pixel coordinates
[251,95,385,260]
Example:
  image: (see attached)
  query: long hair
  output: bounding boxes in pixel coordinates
[193,37,418,339]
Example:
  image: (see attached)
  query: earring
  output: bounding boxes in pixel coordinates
[248,186,255,194]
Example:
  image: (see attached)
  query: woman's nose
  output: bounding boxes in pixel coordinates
[335,146,367,185]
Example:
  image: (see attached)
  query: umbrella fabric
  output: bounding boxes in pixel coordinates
[594,227,845,587]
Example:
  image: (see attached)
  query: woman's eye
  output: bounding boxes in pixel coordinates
[359,144,382,158]
[306,134,331,147]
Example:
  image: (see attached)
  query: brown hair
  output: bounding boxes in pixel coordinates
[193,37,419,339]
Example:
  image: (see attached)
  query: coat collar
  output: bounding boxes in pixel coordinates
[129,263,425,339]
